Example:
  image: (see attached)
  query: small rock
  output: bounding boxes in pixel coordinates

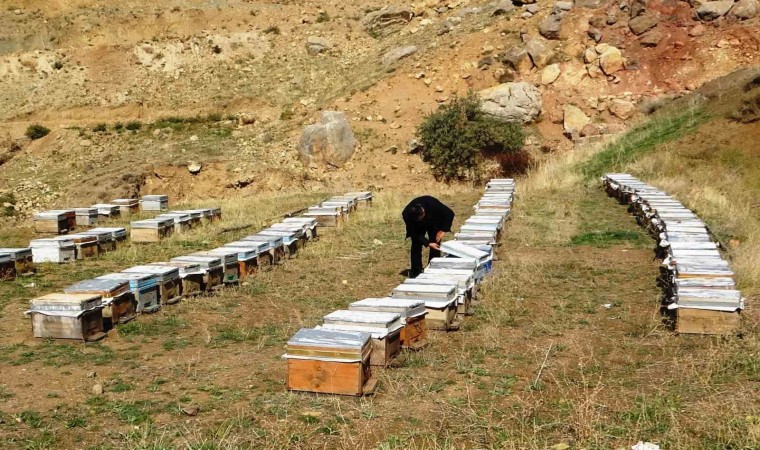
[391,164,399,169]
[526,4,540,13]
[555,2,574,11]
[408,139,423,154]
[492,0,516,15]
[630,0,647,17]
[80,139,92,147]
[501,46,534,73]
[689,24,707,37]
[306,37,332,55]
[550,444,571,450]
[372,239,384,246]
[521,11,534,18]
[87,371,97,378]
[525,38,556,69]
[696,1,735,20]
[629,13,659,35]
[189,135,199,142]
[362,6,414,36]
[539,13,564,40]
[92,384,103,395]
[588,27,603,42]
[541,63,561,85]
[187,162,202,174]
[640,31,663,47]
[381,46,418,66]
[181,405,199,416]
[584,47,599,63]
[385,145,398,154]
[563,104,591,138]
[599,46,624,75]
[609,99,636,119]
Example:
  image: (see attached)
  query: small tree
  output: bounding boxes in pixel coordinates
[25,124,50,140]
[416,93,524,181]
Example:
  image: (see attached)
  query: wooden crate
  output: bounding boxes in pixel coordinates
[238,258,258,279]
[425,303,458,331]
[203,267,225,292]
[30,309,105,341]
[105,293,137,326]
[257,253,273,270]
[179,273,205,297]
[12,255,35,276]
[75,242,99,260]
[130,226,172,243]
[456,295,473,318]
[401,315,428,350]
[676,308,740,335]
[368,330,401,367]
[158,278,182,305]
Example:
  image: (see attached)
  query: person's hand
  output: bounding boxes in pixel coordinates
[435,231,445,242]
[429,242,440,250]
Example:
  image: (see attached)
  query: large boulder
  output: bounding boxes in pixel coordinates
[563,104,591,137]
[541,63,562,85]
[362,6,414,36]
[728,0,758,19]
[609,99,636,119]
[696,1,735,20]
[629,13,659,35]
[478,82,542,123]
[525,38,556,69]
[381,45,417,66]
[598,46,624,75]
[298,111,357,167]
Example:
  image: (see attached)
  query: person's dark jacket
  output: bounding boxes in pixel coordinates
[402,196,455,247]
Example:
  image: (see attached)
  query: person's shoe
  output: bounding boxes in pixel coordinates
[409,268,422,279]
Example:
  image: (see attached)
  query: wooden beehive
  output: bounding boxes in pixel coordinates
[74,208,99,227]
[170,255,224,292]
[30,238,77,264]
[139,195,169,212]
[0,248,35,276]
[403,277,471,317]
[303,207,342,227]
[391,283,459,331]
[320,310,403,367]
[284,328,375,396]
[242,235,285,265]
[0,253,15,281]
[64,278,136,327]
[33,210,76,234]
[221,247,260,279]
[674,308,741,335]
[349,298,428,350]
[151,261,205,297]
[123,265,182,305]
[130,218,174,243]
[27,293,105,341]
[111,199,140,215]
[96,273,161,313]
[224,240,272,271]
[194,249,240,285]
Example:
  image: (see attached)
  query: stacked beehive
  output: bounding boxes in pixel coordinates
[284,181,513,396]
[24,192,372,342]
[602,173,744,334]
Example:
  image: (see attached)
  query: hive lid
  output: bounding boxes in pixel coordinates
[428,257,479,271]
[89,227,128,237]
[221,247,260,259]
[0,248,32,259]
[33,210,74,219]
[283,217,318,227]
[64,278,130,296]
[671,288,743,312]
[440,241,489,262]
[141,195,169,201]
[29,292,102,311]
[224,240,271,252]
[74,207,98,214]
[171,255,223,268]
[97,272,157,283]
[348,298,426,318]
[149,261,204,275]
[131,219,173,229]
[674,277,736,290]
[29,238,75,248]
[285,328,370,362]
[192,250,237,265]
[123,265,180,278]
[111,198,139,205]
[0,253,10,263]
[324,310,403,328]
[244,234,284,247]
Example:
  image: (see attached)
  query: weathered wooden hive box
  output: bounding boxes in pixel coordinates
[74,207,99,227]
[417,268,477,299]
[111,198,140,215]
[123,265,182,305]
[428,257,484,282]
[71,230,116,254]
[30,238,77,264]
[323,198,356,214]
[33,210,76,234]
[96,272,160,313]
[156,212,192,233]
[170,210,202,228]
[140,195,169,212]
[320,310,404,367]
[403,276,471,317]
[284,328,375,396]
[27,293,105,341]
[282,217,319,240]
[171,255,224,291]
[303,207,342,227]
[194,249,240,285]
[224,240,273,269]
[220,247,261,279]
[258,229,302,256]
[0,248,35,276]
[391,283,459,331]
[89,227,128,247]
[91,204,121,219]
[344,191,373,209]
[465,215,504,229]
[349,298,428,350]
[58,234,99,260]
[271,222,314,244]
[130,218,174,243]
[64,278,135,326]
[319,202,350,221]
[0,253,14,281]
[439,241,492,276]
[209,207,222,221]
[242,234,285,264]
[149,261,205,297]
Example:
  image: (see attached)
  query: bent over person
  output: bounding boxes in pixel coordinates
[402,195,455,278]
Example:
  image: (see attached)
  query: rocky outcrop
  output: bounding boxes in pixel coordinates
[728,0,758,19]
[381,46,417,66]
[696,1,735,20]
[478,82,543,123]
[362,6,414,36]
[298,111,357,167]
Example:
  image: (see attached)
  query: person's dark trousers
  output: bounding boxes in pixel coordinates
[410,229,442,278]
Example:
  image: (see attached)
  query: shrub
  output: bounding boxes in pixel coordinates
[125,121,142,131]
[416,93,524,181]
[53,61,63,70]
[264,25,280,35]
[316,11,330,23]
[0,192,16,216]
[25,124,50,140]
[92,123,107,133]
[113,122,124,132]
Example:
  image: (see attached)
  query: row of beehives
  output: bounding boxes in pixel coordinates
[32,195,170,235]
[284,180,514,396]
[16,207,221,267]
[602,174,744,335]
[23,192,373,342]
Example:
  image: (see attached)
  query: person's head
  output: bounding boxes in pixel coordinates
[404,203,426,222]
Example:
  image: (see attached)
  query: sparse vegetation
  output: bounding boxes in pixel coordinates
[53,61,63,70]
[124,120,142,131]
[0,192,16,216]
[92,123,107,133]
[25,124,50,140]
[316,11,331,23]
[263,25,280,35]
[416,93,525,181]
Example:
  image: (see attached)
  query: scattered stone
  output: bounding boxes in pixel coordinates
[563,104,591,137]
[492,0,516,15]
[501,46,534,73]
[189,135,199,142]
[80,139,92,147]
[306,37,332,55]
[640,30,663,47]
[298,111,357,167]
[696,1,735,20]
[187,162,202,174]
[181,405,199,416]
[478,82,543,123]
[521,12,534,18]
[541,63,561,85]
[381,45,418,66]
[92,384,103,395]
[609,99,636,119]
[630,0,647,18]
[576,0,604,7]
[728,0,758,19]
[689,24,706,37]
[629,13,659,35]
[584,47,599,63]
[525,38,555,69]
[408,138,423,154]
[526,4,540,14]
[87,371,97,378]
[385,145,398,154]
[373,239,384,246]
[555,2,574,11]
[539,13,564,40]
[588,27,603,42]
[391,164,399,169]
[362,6,414,36]
[599,46,624,75]
[581,123,604,136]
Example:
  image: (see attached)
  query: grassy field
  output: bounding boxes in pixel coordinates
[1,83,759,448]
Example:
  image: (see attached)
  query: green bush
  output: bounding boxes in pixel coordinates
[25,124,50,140]
[125,121,142,131]
[416,93,524,181]
[92,123,107,133]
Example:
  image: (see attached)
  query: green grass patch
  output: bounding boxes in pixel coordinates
[118,315,187,338]
[570,230,649,248]
[582,108,708,179]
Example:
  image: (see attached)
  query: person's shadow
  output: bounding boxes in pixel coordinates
[398,269,411,277]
